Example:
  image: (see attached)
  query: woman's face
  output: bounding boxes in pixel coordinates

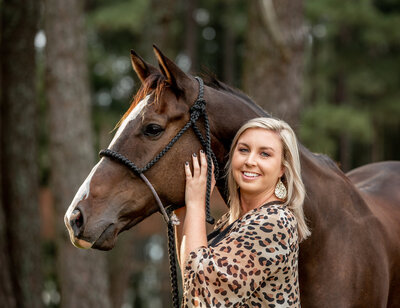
[231,128,284,198]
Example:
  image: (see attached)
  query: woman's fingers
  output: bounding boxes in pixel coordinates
[186,150,211,180]
[199,150,207,177]
[192,153,200,177]
[184,161,192,179]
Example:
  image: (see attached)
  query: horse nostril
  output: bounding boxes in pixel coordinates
[70,209,84,236]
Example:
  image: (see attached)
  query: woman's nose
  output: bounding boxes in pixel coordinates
[245,153,257,166]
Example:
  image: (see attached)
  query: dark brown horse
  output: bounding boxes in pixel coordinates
[65,46,400,307]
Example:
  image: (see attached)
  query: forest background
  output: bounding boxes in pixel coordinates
[1,0,399,307]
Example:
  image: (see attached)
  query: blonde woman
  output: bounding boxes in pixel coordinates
[174,117,310,307]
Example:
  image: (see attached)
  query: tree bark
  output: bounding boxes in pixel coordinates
[107,231,136,308]
[222,3,235,86]
[0,0,42,307]
[184,0,198,72]
[243,0,306,128]
[150,0,178,57]
[0,14,15,306]
[0,200,16,308]
[44,0,111,307]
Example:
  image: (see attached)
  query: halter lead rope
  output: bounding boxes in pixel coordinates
[99,77,218,307]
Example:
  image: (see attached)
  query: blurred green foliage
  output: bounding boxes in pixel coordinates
[301,0,400,165]
[300,104,372,155]
[36,0,399,182]
[89,0,150,31]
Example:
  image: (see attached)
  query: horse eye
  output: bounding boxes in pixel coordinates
[143,124,164,137]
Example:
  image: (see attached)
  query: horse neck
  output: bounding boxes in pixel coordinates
[206,86,370,220]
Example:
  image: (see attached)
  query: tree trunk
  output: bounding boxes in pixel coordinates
[243,0,306,128]
[108,231,136,308]
[184,0,198,72]
[0,15,15,306]
[0,200,16,308]
[371,118,383,162]
[222,3,235,86]
[44,1,111,307]
[150,0,178,57]
[0,0,42,307]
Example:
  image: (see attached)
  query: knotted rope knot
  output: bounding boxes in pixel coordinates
[190,99,206,122]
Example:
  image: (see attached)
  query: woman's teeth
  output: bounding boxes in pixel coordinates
[243,172,259,178]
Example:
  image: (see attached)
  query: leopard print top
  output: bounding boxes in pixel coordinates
[182,202,300,307]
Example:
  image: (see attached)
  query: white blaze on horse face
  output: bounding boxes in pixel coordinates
[64,159,103,243]
[109,94,150,148]
[64,95,150,245]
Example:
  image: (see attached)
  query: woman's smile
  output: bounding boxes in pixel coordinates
[242,171,261,180]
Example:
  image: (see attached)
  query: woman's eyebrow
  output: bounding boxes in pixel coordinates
[259,146,275,152]
[238,143,275,152]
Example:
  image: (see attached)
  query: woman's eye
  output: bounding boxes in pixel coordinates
[143,124,164,137]
[238,148,248,153]
[260,152,270,157]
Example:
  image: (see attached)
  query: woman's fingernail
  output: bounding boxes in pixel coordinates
[185,161,189,166]
[200,150,204,154]
[193,153,197,157]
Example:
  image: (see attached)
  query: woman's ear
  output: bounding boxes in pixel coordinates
[279,165,286,178]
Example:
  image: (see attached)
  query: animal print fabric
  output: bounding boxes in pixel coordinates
[182,203,300,307]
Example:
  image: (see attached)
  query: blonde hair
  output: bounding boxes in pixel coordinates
[226,117,311,242]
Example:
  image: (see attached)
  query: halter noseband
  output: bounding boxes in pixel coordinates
[99,76,219,225]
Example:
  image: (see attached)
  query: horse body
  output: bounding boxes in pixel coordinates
[298,153,399,307]
[347,162,400,307]
[65,47,400,307]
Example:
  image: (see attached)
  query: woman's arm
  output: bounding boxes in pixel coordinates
[175,151,213,272]
[181,151,209,267]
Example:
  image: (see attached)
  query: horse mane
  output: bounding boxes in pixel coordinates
[312,152,343,174]
[202,74,256,105]
[117,72,168,128]
[202,73,269,117]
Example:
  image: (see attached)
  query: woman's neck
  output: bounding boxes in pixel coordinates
[239,188,279,216]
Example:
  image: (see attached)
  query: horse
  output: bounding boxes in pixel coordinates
[64,46,400,307]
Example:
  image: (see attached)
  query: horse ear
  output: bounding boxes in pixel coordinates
[153,45,192,90]
[130,49,159,83]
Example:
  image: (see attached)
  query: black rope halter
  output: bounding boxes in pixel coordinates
[99,77,219,307]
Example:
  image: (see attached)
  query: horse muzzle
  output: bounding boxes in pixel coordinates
[64,206,118,250]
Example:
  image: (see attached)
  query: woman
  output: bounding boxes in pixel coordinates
[174,117,310,307]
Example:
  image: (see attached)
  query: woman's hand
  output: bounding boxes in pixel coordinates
[174,150,215,271]
[184,150,215,211]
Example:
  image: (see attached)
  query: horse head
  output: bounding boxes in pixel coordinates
[65,46,220,250]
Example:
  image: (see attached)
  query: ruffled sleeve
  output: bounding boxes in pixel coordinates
[182,206,297,307]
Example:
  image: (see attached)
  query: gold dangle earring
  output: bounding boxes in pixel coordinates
[274,177,287,199]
